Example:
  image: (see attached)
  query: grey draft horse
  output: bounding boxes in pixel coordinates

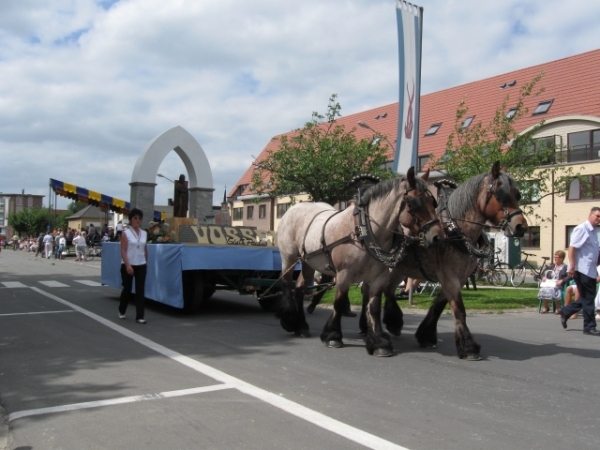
[359,161,528,359]
[277,167,445,348]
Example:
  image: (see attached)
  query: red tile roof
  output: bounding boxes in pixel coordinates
[230,48,600,198]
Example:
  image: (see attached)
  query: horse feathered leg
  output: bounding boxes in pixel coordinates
[359,283,369,335]
[415,292,447,348]
[364,291,394,357]
[382,284,403,337]
[320,289,347,348]
[448,294,481,360]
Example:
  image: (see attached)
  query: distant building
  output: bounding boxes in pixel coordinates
[0,192,45,238]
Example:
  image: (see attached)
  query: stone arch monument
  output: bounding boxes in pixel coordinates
[129,125,214,227]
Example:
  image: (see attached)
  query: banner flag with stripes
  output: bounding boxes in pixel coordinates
[394,0,423,175]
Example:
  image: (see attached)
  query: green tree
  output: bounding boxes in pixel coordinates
[250,94,395,205]
[432,72,579,221]
[67,201,88,215]
[8,207,55,237]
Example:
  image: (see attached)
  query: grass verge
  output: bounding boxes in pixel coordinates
[319,285,539,311]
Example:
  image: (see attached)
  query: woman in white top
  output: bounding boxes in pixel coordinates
[73,231,87,262]
[118,208,149,324]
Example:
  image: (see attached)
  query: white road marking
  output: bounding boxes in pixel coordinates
[1,282,28,288]
[74,280,103,287]
[39,281,70,288]
[0,310,75,317]
[28,287,409,450]
[8,384,232,421]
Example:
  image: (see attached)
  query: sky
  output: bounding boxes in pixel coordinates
[1,0,599,210]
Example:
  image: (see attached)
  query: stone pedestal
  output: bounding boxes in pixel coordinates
[189,187,214,224]
[166,217,198,243]
[129,182,156,229]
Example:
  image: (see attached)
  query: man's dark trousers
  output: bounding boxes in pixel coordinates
[562,271,597,332]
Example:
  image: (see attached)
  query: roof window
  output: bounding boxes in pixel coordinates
[506,108,517,119]
[461,116,475,129]
[533,99,554,115]
[424,123,441,136]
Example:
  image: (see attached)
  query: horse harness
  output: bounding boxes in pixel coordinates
[301,175,436,271]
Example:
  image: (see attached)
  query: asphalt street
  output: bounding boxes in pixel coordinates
[1,248,599,450]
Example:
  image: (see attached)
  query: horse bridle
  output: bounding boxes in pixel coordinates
[483,176,524,232]
[401,186,440,242]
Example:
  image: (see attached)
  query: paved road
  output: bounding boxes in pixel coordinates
[1,249,599,450]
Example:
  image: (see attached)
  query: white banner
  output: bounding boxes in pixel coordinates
[394,0,423,175]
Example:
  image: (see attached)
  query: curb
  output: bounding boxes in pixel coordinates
[0,403,8,450]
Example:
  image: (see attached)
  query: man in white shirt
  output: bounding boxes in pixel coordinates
[560,207,600,335]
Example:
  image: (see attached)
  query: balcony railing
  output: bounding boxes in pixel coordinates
[555,144,600,164]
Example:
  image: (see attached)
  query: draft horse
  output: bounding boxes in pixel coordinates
[276,167,445,348]
[360,161,528,359]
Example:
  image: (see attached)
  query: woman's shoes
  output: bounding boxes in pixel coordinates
[540,309,549,314]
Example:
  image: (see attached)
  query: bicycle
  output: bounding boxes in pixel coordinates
[510,251,550,287]
[86,243,102,261]
[474,257,508,287]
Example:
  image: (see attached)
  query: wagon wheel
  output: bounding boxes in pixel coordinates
[182,271,207,314]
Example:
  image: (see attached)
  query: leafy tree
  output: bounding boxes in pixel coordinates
[8,208,55,237]
[67,201,88,215]
[250,94,395,205]
[432,72,579,222]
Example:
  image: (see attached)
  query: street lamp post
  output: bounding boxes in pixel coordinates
[357,121,395,151]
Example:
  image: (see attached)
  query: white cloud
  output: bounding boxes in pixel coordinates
[1,0,599,211]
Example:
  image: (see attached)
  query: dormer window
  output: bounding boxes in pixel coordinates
[533,100,554,115]
[506,108,517,119]
[424,123,441,136]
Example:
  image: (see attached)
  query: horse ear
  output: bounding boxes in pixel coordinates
[491,161,501,179]
[420,168,430,181]
[407,166,416,186]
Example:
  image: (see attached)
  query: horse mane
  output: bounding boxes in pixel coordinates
[359,176,428,207]
[447,171,517,219]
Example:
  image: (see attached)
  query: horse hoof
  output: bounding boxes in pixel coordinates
[307,303,316,314]
[464,354,482,361]
[296,328,311,338]
[373,348,393,357]
[419,342,437,349]
[325,340,343,348]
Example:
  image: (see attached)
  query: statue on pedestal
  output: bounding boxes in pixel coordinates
[173,174,189,218]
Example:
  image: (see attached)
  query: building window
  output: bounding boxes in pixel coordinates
[16,197,22,206]
[27,197,33,207]
[0,198,4,207]
[505,108,517,119]
[461,115,475,129]
[567,174,600,200]
[0,213,4,223]
[277,203,291,218]
[233,207,243,221]
[566,225,600,247]
[417,155,431,172]
[247,206,254,220]
[530,136,557,165]
[259,204,266,219]
[566,129,600,163]
[517,180,541,204]
[521,226,540,248]
[379,160,394,171]
[424,123,441,136]
[532,99,554,115]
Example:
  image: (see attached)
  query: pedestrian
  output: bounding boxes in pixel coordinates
[58,233,67,259]
[559,206,600,335]
[118,208,148,324]
[43,231,54,259]
[116,220,124,241]
[35,232,44,257]
[73,231,87,262]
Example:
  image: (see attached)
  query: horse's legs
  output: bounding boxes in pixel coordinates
[307,274,333,314]
[447,293,481,360]
[363,290,394,357]
[415,292,448,348]
[359,282,369,335]
[320,287,347,348]
[382,282,404,337]
[279,260,310,337]
[279,264,299,333]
